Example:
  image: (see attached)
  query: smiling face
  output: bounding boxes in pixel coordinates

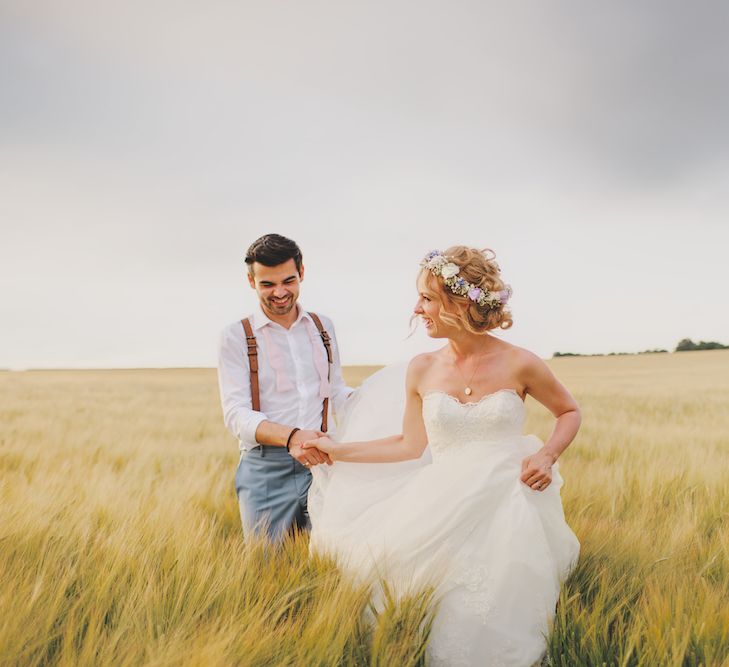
[247,258,304,319]
[414,271,451,338]
[415,247,515,336]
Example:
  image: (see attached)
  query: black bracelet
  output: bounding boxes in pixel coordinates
[285,427,301,452]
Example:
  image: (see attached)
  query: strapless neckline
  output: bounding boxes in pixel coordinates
[422,388,524,407]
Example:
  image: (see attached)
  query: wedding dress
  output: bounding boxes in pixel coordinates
[308,364,580,667]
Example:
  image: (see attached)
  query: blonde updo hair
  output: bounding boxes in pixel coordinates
[421,246,513,333]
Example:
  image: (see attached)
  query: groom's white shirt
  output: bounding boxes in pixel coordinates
[217,303,353,452]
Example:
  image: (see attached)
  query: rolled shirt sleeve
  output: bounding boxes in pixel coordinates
[217,323,268,449]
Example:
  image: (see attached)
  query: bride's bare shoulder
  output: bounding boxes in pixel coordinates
[495,341,546,369]
[500,343,551,381]
[407,351,440,383]
[408,351,438,372]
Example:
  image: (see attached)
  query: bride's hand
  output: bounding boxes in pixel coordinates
[520,449,556,491]
[303,436,336,459]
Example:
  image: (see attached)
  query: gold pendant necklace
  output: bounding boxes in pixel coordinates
[453,351,487,396]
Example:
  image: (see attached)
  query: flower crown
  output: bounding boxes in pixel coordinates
[420,250,512,308]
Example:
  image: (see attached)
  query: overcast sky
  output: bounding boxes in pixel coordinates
[2,1,728,368]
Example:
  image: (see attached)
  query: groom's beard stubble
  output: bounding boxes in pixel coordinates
[266,294,296,316]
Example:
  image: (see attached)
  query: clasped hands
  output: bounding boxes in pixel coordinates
[288,429,335,467]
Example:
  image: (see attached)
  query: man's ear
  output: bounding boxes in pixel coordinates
[299,263,305,282]
[247,270,256,289]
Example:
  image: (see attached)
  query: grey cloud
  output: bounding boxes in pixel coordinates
[3,1,728,189]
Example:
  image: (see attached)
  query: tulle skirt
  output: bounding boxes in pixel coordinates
[309,364,579,667]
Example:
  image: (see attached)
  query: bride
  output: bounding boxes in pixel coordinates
[304,246,581,667]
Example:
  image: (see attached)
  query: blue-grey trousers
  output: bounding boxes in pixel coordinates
[234,445,312,541]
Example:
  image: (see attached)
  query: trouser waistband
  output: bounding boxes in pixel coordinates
[248,444,291,457]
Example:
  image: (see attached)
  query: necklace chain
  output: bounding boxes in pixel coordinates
[453,351,487,396]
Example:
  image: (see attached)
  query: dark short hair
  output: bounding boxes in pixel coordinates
[245,234,303,275]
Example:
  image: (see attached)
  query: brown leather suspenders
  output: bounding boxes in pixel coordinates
[240,317,260,412]
[240,312,332,432]
[308,312,332,433]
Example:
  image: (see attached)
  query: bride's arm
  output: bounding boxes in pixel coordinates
[521,352,581,463]
[516,350,581,489]
[303,357,429,463]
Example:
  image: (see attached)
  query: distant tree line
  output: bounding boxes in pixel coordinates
[675,338,729,351]
[554,339,727,358]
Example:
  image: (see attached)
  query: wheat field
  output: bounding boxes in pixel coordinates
[0,351,728,666]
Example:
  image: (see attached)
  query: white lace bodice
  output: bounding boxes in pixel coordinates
[422,389,526,461]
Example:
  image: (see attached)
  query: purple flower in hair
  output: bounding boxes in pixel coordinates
[497,288,511,303]
[467,287,482,302]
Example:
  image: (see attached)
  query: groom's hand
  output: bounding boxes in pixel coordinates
[289,429,332,467]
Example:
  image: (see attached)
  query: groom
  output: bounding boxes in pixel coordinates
[217,233,352,541]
